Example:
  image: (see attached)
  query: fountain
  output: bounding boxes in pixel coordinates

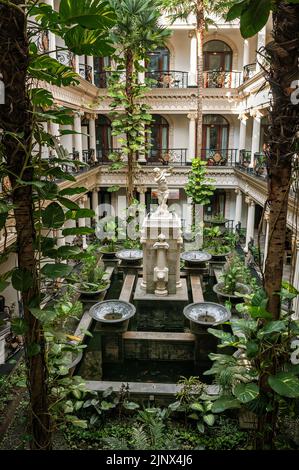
[183,301,231,333]
[181,250,212,268]
[89,300,136,332]
[116,249,143,265]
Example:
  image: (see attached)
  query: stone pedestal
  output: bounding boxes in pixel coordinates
[141,212,183,295]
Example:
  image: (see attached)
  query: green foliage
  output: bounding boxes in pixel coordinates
[185,159,215,205]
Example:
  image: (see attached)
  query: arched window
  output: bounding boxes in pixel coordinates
[147,46,170,73]
[146,115,169,162]
[96,115,112,161]
[202,115,229,160]
[203,40,232,72]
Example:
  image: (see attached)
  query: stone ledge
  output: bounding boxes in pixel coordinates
[123,331,195,342]
[190,275,204,303]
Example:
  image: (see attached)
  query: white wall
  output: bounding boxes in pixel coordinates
[1,254,19,313]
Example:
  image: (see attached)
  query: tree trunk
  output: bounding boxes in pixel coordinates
[196,0,204,158]
[125,49,136,207]
[0,1,51,449]
[256,1,299,450]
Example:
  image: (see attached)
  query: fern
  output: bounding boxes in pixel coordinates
[102,436,129,450]
[131,425,150,450]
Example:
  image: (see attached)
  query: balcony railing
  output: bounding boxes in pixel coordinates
[145,70,189,88]
[56,50,74,68]
[146,148,188,165]
[203,70,243,88]
[79,63,92,83]
[243,63,257,81]
[202,149,238,166]
[96,148,123,163]
[237,150,268,179]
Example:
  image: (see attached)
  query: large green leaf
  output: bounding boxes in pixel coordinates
[233,383,259,403]
[226,1,247,22]
[59,187,86,196]
[240,0,271,38]
[203,414,215,426]
[30,88,54,107]
[57,197,80,211]
[41,263,72,279]
[64,27,114,56]
[57,245,81,259]
[29,55,79,87]
[30,307,58,324]
[268,372,299,398]
[65,208,95,220]
[62,227,94,236]
[59,0,116,28]
[42,202,65,229]
[11,268,33,292]
[212,396,241,413]
[207,328,236,343]
[257,320,287,338]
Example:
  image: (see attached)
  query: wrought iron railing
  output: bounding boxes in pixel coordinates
[238,149,252,168]
[56,50,74,68]
[79,63,93,82]
[201,149,238,166]
[243,63,257,81]
[146,148,188,166]
[237,150,268,179]
[145,70,189,88]
[203,70,243,88]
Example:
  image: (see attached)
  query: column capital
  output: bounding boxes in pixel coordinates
[264,208,271,221]
[136,186,147,194]
[187,112,197,121]
[235,188,242,196]
[245,195,255,206]
[86,112,97,120]
[92,186,100,193]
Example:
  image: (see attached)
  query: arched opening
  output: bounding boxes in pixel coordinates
[202,114,230,163]
[93,56,111,88]
[146,115,169,163]
[203,40,233,88]
[95,115,112,161]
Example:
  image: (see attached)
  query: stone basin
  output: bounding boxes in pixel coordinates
[181,251,212,265]
[89,300,136,332]
[183,301,231,334]
[116,249,143,264]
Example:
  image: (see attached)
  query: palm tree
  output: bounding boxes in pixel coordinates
[163,1,233,158]
[108,0,170,205]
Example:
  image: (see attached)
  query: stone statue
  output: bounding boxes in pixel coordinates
[153,167,173,215]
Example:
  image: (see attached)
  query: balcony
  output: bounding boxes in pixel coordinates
[96,148,122,164]
[146,148,188,166]
[237,150,267,178]
[202,149,238,166]
[145,71,189,89]
[56,50,74,67]
[203,70,243,89]
[79,63,93,83]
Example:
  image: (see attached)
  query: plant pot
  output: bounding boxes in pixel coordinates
[213,282,251,306]
[207,251,231,262]
[76,282,110,299]
[89,300,136,333]
[99,247,118,259]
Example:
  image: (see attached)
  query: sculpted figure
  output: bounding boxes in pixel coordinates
[153,167,173,214]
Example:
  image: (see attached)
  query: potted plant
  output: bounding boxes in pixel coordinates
[213,255,251,306]
[203,226,232,261]
[99,220,121,258]
[73,253,110,298]
[209,213,227,226]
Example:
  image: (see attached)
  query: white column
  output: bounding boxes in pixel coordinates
[256,26,266,72]
[250,114,261,166]
[73,113,83,160]
[189,32,197,86]
[49,121,60,157]
[44,0,56,58]
[56,229,66,263]
[137,188,147,229]
[243,39,250,69]
[187,113,196,161]
[89,115,97,154]
[263,211,270,272]
[292,238,299,319]
[85,196,91,228]
[78,197,87,249]
[86,56,94,84]
[239,117,247,151]
[64,218,76,245]
[245,197,255,250]
[92,188,99,224]
[234,189,243,229]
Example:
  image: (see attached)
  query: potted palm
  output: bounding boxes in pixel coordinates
[213,255,251,306]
